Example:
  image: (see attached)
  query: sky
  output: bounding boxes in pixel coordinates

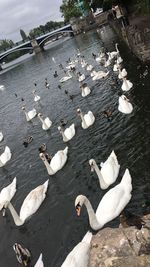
[0,0,63,42]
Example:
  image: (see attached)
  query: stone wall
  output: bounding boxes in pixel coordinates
[89,214,150,267]
[108,16,150,62]
[70,12,108,35]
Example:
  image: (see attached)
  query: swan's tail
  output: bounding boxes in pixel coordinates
[9,177,17,195]
[43,180,49,194]
[121,169,132,193]
[110,150,120,167]
[4,146,12,161]
[64,146,68,155]
[82,231,92,244]
[34,253,43,267]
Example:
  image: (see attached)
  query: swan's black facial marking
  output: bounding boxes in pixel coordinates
[75,202,81,216]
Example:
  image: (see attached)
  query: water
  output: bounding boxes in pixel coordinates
[0,25,150,266]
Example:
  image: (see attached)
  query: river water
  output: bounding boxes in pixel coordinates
[0,25,150,266]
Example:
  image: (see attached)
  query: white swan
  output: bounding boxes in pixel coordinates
[113,62,120,72]
[58,124,75,142]
[118,95,133,114]
[118,68,127,79]
[22,107,37,122]
[0,85,5,91]
[92,70,109,80]
[61,231,92,267]
[80,84,91,97]
[38,113,52,130]
[0,177,17,212]
[86,64,93,71]
[95,51,105,63]
[121,78,133,91]
[89,151,120,189]
[39,147,68,175]
[81,59,87,68]
[78,73,85,82]
[0,132,4,142]
[108,43,119,59]
[6,180,49,226]
[117,56,123,64]
[66,64,76,70]
[104,59,111,67]
[75,169,132,230]
[77,109,95,129]
[32,90,41,102]
[0,146,12,167]
[34,253,44,267]
[90,70,97,77]
[59,72,72,83]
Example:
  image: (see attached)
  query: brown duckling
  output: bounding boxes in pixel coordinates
[119,210,145,230]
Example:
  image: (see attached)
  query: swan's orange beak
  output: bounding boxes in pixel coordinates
[76,206,81,216]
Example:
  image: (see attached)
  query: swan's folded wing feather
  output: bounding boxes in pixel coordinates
[61,242,90,267]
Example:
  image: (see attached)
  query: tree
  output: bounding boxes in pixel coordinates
[60,0,82,22]
[20,29,27,41]
[0,39,14,52]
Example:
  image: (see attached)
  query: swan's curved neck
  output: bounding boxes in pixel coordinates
[7,202,23,226]
[39,117,44,123]
[93,163,108,189]
[84,197,101,230]
[43,158,54,175]
[60,129,68,142]
[115,43,119,53]
[24,111,30,121]
[80,112,87,127]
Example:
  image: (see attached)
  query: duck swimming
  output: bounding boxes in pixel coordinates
[45,78,50,89]
[38,143,47,153]
[13,243,31,266]
[22,136,33,148]
[54,71,58,78]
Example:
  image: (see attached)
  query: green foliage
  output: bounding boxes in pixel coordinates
[60,0,82,22]
[29,20,64,38]
[0,39,14,52]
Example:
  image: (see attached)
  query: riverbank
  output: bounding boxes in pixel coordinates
[89,214,150,267]
[108,13,150,62]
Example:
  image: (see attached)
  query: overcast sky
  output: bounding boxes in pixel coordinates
[0,0,63,42]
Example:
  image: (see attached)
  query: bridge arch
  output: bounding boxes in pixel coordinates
[38,30,74,47]
[0,47,33,61]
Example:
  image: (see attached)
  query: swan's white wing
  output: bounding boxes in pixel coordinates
[34,253,44,267]
[118,97,133,114]
[0,132,3,142]
[50,150,67,172]
[0,177,17,210]
[101,151,120,184]
[61,242,90,267]
[84,111,95,127]
[64,124,75,140]
[20,181,48,221]
[28,109,37,119]
[44,117,52,127]
[96,171,132,226]
[0,146,12,166]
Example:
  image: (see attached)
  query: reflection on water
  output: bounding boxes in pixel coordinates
[0,25,150,267]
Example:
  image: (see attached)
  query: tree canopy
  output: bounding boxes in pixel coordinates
[60,0,82,22]
[29,20,64,39]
